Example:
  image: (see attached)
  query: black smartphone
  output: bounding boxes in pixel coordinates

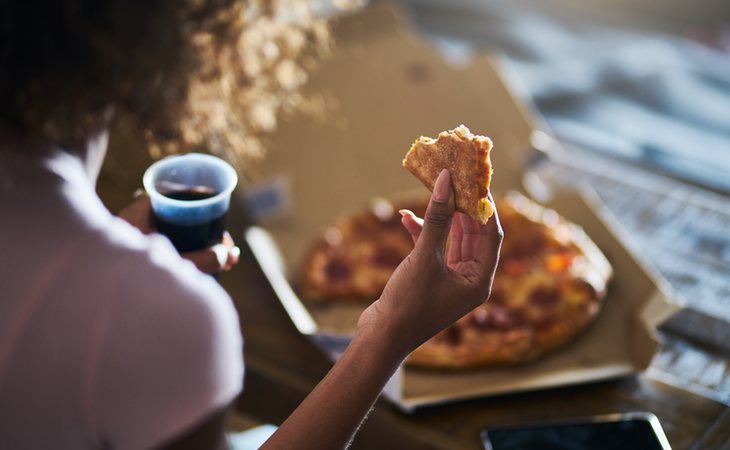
[481,412,672,450]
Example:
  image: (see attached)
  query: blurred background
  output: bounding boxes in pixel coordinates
[385,0,730,192]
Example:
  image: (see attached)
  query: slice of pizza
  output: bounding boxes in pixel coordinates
[402,125,494,224]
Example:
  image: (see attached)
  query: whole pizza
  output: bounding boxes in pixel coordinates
[298,192,613,369]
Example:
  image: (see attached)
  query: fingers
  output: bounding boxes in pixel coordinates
[416,169,455,261]
[182,231,241,274]
[118,194,155,234]
[399,209,423,245]
[459,212,480,261]
[474,193,503,276]
[447,213,464,265]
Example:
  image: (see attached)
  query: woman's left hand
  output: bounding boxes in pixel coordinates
[119,194,240,274]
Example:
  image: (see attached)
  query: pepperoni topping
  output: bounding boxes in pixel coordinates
[325,258,352,280]
[529,286,561,307]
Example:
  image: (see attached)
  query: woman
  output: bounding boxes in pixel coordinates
[0,1,502,449]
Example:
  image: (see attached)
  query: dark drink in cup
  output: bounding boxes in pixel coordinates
[154,186,226,252]
[143,153,238,253]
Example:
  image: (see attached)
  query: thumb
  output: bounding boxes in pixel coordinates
[416,169,455,258]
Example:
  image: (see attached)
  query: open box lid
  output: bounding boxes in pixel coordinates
[242,4,681,411]
[245,5,536,270]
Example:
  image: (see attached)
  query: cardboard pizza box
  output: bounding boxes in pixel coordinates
[242,4,680,411]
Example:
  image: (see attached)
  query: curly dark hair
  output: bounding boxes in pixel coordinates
[0,0,329,159]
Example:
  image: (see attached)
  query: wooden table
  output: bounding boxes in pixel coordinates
[216,204,730,450]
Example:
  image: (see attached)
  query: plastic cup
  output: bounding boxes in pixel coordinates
[143,153,238,252]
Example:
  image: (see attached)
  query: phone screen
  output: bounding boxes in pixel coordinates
[482,414,671,450]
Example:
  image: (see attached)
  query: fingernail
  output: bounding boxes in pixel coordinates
[231,246,241,258]
[398,209,413,217]
[433,169,451,203]
[213,244,228,267]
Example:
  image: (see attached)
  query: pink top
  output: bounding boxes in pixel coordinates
[0,148,243,450]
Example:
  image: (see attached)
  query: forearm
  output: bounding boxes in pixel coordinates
[260,323,407,450]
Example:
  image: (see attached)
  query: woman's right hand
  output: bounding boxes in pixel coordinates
[118,194,240,274]
[357,169,503,355]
